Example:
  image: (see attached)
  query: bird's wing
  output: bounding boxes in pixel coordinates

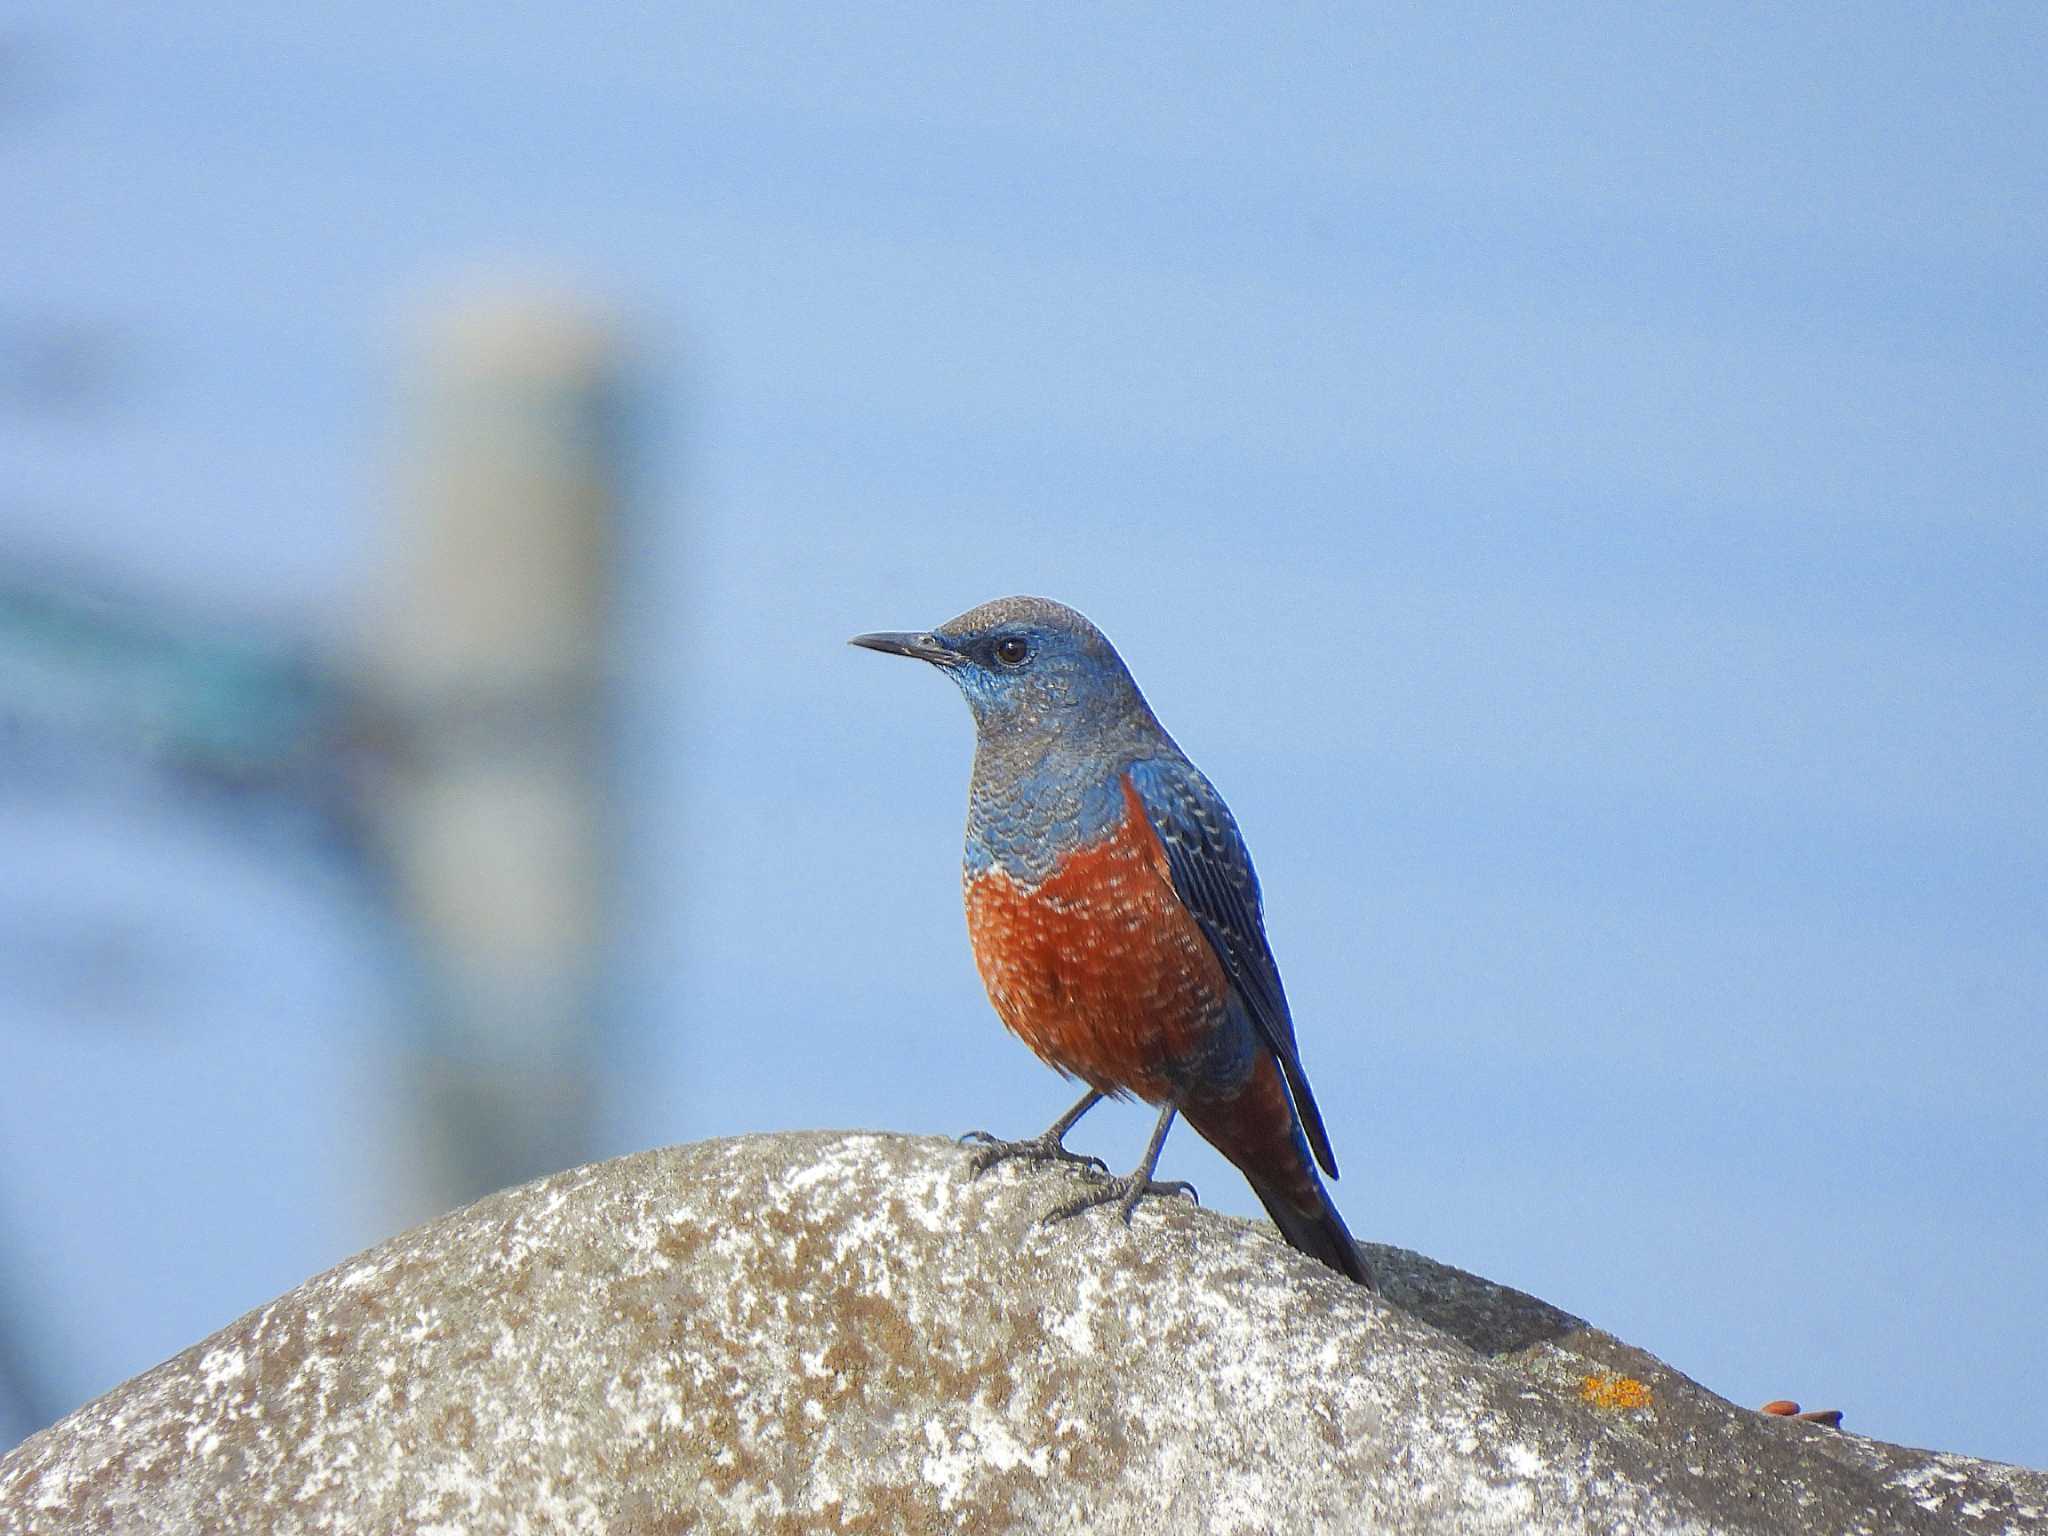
[1126,757,1338,1177]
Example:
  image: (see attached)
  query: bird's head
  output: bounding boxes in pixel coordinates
[851,595,1150,747]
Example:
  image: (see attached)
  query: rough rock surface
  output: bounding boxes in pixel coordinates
[1,1132,2041,1534]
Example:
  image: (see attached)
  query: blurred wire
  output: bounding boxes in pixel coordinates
[0,566,350,806]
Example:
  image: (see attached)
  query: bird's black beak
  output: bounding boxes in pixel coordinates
[849,630,959,666]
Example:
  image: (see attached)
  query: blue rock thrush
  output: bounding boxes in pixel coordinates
[852,595,1372,1287]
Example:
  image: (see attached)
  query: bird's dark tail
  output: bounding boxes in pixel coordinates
[1184,1054,1374,1289]
[1248,1174,1374,1290]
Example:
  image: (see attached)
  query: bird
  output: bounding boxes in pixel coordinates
[851,595,1372,1288]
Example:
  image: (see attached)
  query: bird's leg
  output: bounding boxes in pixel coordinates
[962,1089,1108,1176]
[1042,1102,1199,1226]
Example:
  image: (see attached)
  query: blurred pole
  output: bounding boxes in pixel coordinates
[361,289,625,1217]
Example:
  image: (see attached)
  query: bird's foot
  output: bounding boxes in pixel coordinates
[960,1128,1109,1179]
[1041,1172,1200,1228]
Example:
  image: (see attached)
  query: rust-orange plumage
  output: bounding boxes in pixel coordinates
[965,776,1227,1103]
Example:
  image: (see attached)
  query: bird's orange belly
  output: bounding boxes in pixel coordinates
[963,783,1230,1102]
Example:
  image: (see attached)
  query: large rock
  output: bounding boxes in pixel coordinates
[1,1132,2040,1534]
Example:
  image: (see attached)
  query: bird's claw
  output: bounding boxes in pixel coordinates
[1042,1174,1200,1228]
[958,1129,1109,1179]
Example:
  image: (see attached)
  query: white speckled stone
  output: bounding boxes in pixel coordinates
[1,1133,2040,1534]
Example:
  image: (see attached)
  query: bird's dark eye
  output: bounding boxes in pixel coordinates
[992,636,1030,667]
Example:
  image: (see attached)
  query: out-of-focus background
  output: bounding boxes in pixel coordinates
[3,3,2043,1468]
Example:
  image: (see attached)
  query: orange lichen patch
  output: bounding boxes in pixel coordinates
[964,775,1228,1102]
[1579,1373,1653,1411]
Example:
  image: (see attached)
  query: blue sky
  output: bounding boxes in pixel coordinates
[3,4,2044,1467]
